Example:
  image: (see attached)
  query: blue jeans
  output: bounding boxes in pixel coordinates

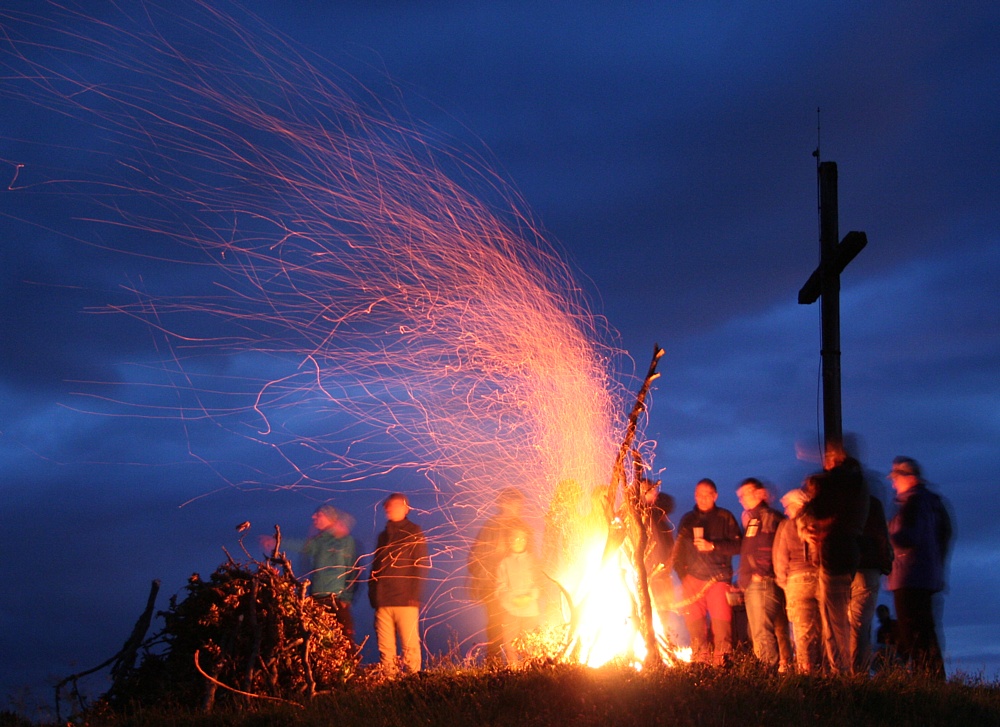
[784,571,823,673]
[818,568,854,674]
[849,568,881,674]
[744,576,791,668]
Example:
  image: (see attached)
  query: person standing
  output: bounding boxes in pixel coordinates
[644,479,676,635]
[260,504,359,643]
[302,504,359,643]
[468,487,529,663]
[849,493,893,674]
[495,525,541,667]
[736,478,792,672]
[673,479,741,666]
[774,487,823,674]
[798,446,870,674]
[369,493,429,677]
[886,456,952,678]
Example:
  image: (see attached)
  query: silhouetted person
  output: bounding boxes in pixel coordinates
[873,603,900,672]
[850,494,893,674]
[799,445,870,673]
[886,456,952,679]
[644,478,676,633]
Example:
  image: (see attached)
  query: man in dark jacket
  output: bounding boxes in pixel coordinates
[673,478,741,666]
[886,456,952,678]
[799,447,870,673]
[369,492,429,676]
[737,478,791,671]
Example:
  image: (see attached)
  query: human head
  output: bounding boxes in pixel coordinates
[313,504,354,536]
[694,479,718,512]
[824,440,847,470]
[780,488,808,518]
[736,478,767,511]
[888,456,922,494]
[801,474,821,501]
[876,604,890,622]
[496,487,525,517]
[509,526,529,554]
[383,492,410,522]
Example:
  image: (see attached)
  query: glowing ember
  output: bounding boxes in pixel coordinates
[1,1,679,668]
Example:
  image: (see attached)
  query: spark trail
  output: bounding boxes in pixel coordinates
[2,1,659,657]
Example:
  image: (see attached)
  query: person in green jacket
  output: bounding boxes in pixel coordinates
[302,504,359,643]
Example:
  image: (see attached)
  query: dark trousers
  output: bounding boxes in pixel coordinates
[314,594,355,644]
[893,587,945,678]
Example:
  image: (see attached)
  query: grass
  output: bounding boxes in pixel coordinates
[21,657,1000,727]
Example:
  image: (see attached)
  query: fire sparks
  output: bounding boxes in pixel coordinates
[1,1,677,668]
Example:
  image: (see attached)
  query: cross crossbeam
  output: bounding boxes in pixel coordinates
[797,161,868,453]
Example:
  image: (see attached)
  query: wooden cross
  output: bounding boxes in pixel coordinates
[798,161,868,454]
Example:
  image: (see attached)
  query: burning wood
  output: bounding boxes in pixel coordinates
[550,345,684,669]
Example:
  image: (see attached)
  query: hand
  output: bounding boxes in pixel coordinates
[694,538,715,553]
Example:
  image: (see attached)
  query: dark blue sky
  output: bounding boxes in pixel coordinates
[2,1,998,713]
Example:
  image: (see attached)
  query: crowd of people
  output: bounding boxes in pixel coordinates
[674,451,950,677]
[278,449,951,679]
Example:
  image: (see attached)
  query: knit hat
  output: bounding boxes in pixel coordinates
[315,504,356,532]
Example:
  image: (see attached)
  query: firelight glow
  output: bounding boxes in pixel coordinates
[1,0,675,666]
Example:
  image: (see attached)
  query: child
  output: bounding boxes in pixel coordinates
[495,526,540,666]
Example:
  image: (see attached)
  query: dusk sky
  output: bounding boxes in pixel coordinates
[2,1,998,712]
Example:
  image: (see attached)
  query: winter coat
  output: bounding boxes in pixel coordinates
[302,532,357,602]
[369,517,428,608]
[738,502,785,588]
[673,506,741,582]
[887,484,951,592]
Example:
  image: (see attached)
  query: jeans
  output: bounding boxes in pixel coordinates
[818,568,854,674]
[744,576,792,668]
[784,571,823,673]
[374,606,421,676]
[849,568,881,674]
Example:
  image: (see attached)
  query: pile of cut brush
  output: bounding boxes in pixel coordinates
[57,532,356,720]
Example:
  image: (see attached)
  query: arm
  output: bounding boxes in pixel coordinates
[773,520,789,588]
[712,510,742,557]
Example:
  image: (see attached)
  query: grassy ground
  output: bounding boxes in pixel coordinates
[18,658,1000,727]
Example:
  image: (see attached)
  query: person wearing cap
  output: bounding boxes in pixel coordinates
[369,492,429,676]
[886,456,952,678]
[774,485,824,674]
[736,478,792,672]
[303,504,359,643]
[673,478,742,666]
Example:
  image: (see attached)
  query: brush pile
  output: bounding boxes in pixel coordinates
[100,545,357,712]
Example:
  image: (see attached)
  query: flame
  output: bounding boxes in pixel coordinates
[1,2,675,667]
[548,523,690,669]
